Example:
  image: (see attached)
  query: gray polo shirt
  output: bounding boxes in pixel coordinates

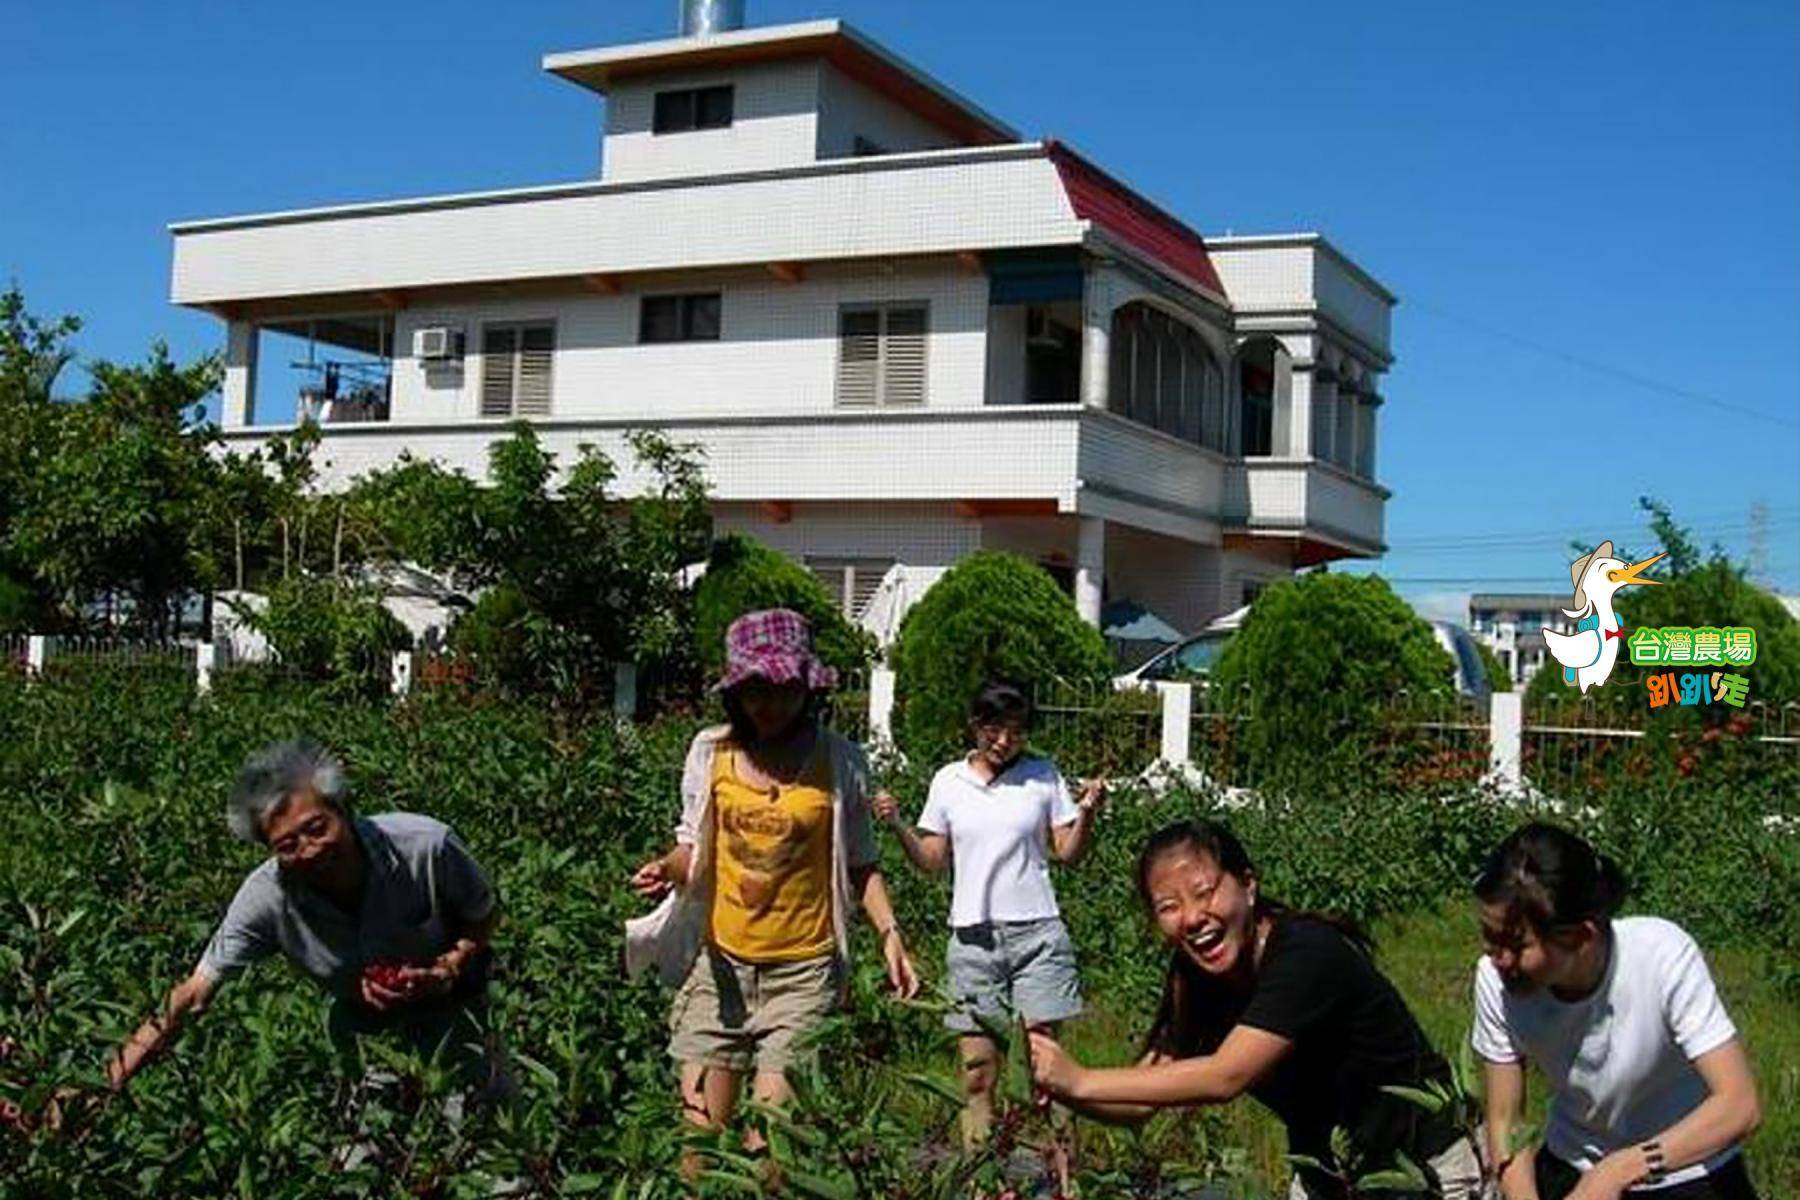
[196,812,496,998]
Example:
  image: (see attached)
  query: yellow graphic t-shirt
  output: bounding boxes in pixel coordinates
[708,745,835,963]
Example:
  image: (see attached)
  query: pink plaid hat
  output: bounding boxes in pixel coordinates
[715,608,839,693]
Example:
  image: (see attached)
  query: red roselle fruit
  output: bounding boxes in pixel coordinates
[362,959,426,999]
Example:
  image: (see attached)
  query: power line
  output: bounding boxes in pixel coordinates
[1384,508,1800,550]
[1408,302,1800,431]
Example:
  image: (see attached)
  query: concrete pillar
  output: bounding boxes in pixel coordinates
[1287,369,1312,458]
[1489,692,1523,794]
[25,635,46,679]
[1075,516,1105,627]
[869,666,897,747]
[223,321,259,429]
[195,641,216,695]
[1080,273,1110,410]
[1157,681,1193,767]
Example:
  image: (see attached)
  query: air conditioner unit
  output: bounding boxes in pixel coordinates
[413,327,459,360]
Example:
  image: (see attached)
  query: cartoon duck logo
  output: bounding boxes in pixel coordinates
[1542,541,1665,693]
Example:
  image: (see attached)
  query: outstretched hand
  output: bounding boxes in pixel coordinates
[871,790,902,827]
[1027,1029,1085,1100]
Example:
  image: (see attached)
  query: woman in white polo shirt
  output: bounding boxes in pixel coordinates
[873,678,1102,1162]
[1472,823,1762,1200]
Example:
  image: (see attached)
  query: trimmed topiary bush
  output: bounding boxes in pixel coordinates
[1209,571,1455,789]
[1475,639,1512,693]
[691,534,874,681]
[889,550,1112,764]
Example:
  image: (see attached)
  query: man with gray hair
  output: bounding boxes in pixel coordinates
[104,738,504,1095]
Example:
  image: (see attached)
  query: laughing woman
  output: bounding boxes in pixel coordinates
[1472,824,1762,1200]
[1028,820,1483,1200]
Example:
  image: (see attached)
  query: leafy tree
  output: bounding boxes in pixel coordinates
[348,423,711,698]
[890,551,1113,764]
[4,340,222,635]
[1208,572,1456,789]
[691,534,875,681]
[0,287,83,627]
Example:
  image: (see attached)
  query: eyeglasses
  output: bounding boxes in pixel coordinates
[270,812,334,858]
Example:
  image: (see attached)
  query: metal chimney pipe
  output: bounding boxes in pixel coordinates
[679,0,744,36]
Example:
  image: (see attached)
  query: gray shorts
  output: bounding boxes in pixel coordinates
[944,916,1083,1034]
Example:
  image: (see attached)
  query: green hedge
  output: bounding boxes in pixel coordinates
[889,550,1113,765]
[691,534,874,682]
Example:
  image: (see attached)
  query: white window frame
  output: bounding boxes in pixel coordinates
[835,302,929,408]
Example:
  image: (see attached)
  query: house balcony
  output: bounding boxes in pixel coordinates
[1222,457,1387,564]
[218,404,1228,540]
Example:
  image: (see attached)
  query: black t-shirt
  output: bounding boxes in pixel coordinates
[1156,916,1459,1187]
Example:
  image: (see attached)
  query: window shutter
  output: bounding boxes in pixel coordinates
[882,306,927,405]
[848,560,891,618]
[837,310,881,406]
[481,328,517,417]
[516,325,553,416]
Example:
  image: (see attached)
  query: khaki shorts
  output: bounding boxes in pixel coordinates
[667,946,839,1074]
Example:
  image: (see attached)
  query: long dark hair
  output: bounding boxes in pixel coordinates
[1139,820,1369,1057]
[1474,822,1627,937]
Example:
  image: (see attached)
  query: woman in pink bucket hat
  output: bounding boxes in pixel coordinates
[625,609,919,1174]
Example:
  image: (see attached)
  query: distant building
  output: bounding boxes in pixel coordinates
[1470,593,1574,685]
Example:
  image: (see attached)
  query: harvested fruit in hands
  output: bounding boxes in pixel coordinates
[362,959,428,999]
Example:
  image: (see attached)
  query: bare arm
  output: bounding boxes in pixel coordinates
[871,791,950,872]
[1579,1040,1760,1195]
[1050,780,1103,864]
[852,862,920,999]
[1032,1024,1289,1109]
[1055,1050,1171,1126]
[107,969,219,1092]
[1482,1058,1540,1200]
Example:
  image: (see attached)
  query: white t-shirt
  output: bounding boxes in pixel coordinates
[916,755,1081,928]
[1470,916,1740,1189]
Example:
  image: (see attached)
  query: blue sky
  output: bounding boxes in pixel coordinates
[4,0,1797,614]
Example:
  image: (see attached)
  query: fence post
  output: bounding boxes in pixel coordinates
[1489,691,1523,793]
[869,666,897,747]
[25,634,46,680]
[1157,681,1193,768]
[195,641,216,695]
[391,650,413,698]
[613,662,638,720]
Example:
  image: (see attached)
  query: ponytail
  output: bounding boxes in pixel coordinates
[1474,822,1627,936]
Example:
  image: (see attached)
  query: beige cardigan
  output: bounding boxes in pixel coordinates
[623,724,879,996]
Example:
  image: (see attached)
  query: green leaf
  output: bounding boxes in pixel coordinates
[1379,1083,1447,1114]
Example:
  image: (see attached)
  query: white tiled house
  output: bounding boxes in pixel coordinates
[174,9,1395,642]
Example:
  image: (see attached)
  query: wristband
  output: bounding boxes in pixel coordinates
[1640,1139,1666,1184]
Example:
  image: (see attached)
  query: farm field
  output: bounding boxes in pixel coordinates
[2,663,1795,1197]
